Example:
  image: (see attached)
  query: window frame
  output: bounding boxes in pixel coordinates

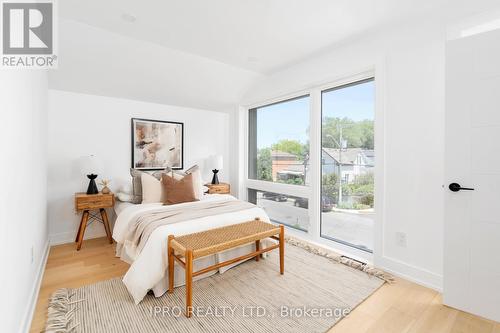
[247,94,311,188]
[243,70,380,263]
[320,77,376,253]
[244,91,313,200]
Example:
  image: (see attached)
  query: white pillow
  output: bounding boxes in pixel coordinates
[120,183,133,194]
[186,166,204,199]
[116,192,134,202]
[141,172,162,203]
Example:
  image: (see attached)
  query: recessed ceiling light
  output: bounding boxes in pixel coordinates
[121,13,136,23]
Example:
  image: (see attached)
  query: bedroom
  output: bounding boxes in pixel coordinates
[2,0,500,332]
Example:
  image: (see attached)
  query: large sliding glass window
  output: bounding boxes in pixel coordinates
[247,189,310,232]
[248,96,310,186]
[248,95,311,232]
[245,78,376,254]
[321,79,375,252]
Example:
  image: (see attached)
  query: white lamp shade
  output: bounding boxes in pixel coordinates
[79,155,103,175]
[209,155,223,170]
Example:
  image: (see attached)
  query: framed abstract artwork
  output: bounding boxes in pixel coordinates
[131,118,184,170]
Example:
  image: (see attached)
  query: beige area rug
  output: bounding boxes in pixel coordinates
[46,242,385,333]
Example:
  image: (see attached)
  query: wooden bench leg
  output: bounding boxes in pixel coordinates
[255,240,260,261]
[168,235,174,293]
[185,249,193,318]
[279,225,284,275]
[76,210,89,251]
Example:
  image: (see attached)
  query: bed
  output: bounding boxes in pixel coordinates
[112,194,271,304]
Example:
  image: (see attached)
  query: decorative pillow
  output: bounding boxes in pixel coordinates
[185,165,204,199]
[151,169,167,180]
[130,168,143,204]
[163,167,184,177]
[164,165,204,199]
[131,165,203,204]
[120,182,133,194]
[141,172,162,203]
[152,168,181,180]
[116,192,134,203]
[131,168,172,203]
[161,173,198,205]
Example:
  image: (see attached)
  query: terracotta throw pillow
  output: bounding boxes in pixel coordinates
[161,173,198,205]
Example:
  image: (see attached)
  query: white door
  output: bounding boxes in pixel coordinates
[444,29,500,322]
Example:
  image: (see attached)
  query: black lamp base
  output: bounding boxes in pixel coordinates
[86,174,99,194]
[211,169,219,185]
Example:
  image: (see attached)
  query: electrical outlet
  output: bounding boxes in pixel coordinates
[31,246,34,264]
[395,232,407,247]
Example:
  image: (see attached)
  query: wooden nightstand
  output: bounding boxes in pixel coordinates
[205,183,230,194]
[74,192,115,250]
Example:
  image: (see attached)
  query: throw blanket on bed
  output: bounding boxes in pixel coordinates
[124,199,256,255]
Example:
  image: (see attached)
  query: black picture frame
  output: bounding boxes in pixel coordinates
[131,118,184,170]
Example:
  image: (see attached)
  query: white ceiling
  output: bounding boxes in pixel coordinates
[59,0,454,74]
[50,19,262,112]
[51,0,500,111]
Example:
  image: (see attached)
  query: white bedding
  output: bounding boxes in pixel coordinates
[114,201,134,216]
[112,194,271,304]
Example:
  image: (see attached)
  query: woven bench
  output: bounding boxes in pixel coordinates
[167,218,285,317]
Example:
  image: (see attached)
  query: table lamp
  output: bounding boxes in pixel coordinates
[79,155,103,194]
[209,155,223,185]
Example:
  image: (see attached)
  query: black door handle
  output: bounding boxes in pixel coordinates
[449,183,474,192]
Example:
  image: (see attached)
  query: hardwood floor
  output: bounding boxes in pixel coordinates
[30,237,499,333]
[30,238,129,333]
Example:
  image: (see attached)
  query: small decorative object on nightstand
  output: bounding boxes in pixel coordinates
[205,182,230,194]
[74,192,115,250]
[100,179,111,194]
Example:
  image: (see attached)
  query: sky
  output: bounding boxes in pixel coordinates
[256,80,375,149]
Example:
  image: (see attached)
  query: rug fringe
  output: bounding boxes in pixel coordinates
[45,288,83,333]
[285,236,395,283]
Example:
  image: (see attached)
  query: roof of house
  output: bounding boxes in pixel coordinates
[276,163,307,174]
[322,148,374,166]
[271,150,299,160]
[270,148,374,166]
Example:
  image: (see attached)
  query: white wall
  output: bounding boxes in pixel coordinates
[0,71,48,333]
[48,90,230,244]
[241,19,446,290]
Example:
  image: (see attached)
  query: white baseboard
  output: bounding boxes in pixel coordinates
[19,240,50,333]
[377,255,443,292]
[49,229,107,246]
[283,232,443,292]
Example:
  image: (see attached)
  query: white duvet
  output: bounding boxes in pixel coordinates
[112,194,271,304]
